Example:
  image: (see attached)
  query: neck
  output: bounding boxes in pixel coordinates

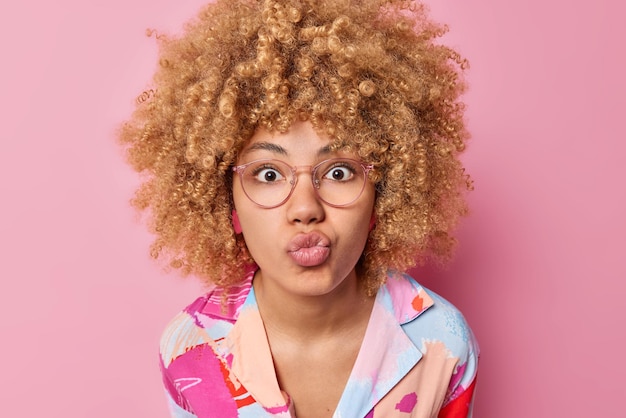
[252,270,374,341]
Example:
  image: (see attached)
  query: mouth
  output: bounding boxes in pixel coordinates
[287,232,331,267]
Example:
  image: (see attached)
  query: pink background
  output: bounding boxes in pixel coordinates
[1,0,624,416]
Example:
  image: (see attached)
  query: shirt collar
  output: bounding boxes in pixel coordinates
[334,271,434,416]
[380,270,435,325]
[226,286,290,413]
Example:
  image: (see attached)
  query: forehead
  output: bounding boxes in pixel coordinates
[240,121,338,161]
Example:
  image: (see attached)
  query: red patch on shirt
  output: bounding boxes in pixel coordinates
[411,295,424,312]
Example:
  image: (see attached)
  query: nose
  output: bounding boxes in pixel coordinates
[285,173,325,225]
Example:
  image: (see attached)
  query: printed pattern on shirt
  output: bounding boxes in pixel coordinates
[160,270,478,417]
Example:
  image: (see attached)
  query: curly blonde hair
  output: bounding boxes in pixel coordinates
[119,0,471,295]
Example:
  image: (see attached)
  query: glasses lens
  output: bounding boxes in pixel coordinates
[315,159,367,206]
[240,160,293,207]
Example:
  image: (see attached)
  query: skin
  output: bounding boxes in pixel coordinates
[232,121,377,416]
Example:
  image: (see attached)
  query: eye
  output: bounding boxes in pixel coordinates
[251,165,285,183]
[322,163,356,182]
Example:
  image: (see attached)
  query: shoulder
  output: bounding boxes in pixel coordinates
[384,270,479,365]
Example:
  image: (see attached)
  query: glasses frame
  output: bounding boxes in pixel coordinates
[232,158,373,209]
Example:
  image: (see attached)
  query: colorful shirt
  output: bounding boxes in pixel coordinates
[160,270,479,417]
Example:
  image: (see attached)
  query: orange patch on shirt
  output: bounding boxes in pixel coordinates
[411,295,424,312]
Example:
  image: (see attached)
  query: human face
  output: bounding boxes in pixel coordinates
[232,121,376,299]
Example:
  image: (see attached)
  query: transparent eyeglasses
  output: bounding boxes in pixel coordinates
[232,158,373,208]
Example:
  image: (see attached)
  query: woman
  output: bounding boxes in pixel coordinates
[119,0,479,416]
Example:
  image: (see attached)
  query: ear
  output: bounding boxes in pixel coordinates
[369,213,376,232]
[232,209,242,234]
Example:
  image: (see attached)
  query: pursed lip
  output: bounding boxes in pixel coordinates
[287,232,331,267]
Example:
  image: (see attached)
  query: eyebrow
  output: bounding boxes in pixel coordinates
[243,142,333,158]
[317,145,332,157]
[243,142,288,156]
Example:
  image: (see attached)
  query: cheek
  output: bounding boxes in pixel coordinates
[232,183,254,227]
[232,201,277,256]
[343,198,375,248]
[353,215,373,247]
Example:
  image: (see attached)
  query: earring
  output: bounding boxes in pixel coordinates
[369,213,376,231]
[232,210,242,234]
